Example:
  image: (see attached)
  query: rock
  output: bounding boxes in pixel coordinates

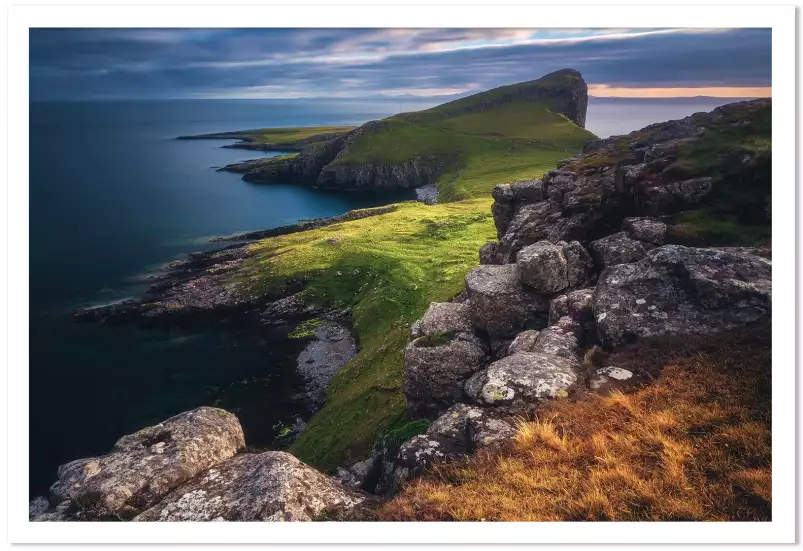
[29,496,50,519]
[563,241,594,287]
[588,366,636,392]
[511,179,544,203]
[532,316,582,360]
[517,241,568,293]
[464,264,549,338]
[135,451,364,521]
[666,177,713,205]
[49,407,245,520]
[403,333,487,418]
[335,457,376,490]
[490,180,545,237]
[622,217,667,245]
[507,330,540,355]
[295,323,357,408]
[594,245,771,347]
[479,241,499,265]
[471,352,578,407]
[548,288,594,325]
[392,404,515,484]
[410,302,474,338]
[590,232,649,270]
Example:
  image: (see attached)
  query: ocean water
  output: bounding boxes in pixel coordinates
[28,97,735,497]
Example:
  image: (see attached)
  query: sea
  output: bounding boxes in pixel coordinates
[28,96,740,496]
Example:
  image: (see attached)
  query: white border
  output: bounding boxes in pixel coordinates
[5,3,795,545]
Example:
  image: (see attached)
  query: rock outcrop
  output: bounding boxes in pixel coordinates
[34,408,365,522]
[135,451,365,521]
[593,245,771,346]
[48,407,245,520]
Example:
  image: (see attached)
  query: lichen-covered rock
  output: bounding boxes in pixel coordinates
[548,288,594,325]
[490,179,545,237]
[404,333,487,418]
[507,329,540,355]
[135,452,364,521]
[393,403,515,484]
[517,241,568,293]
[532,316,582,360]
[410,301,474,339]
[590,232,649,270]
[588,366,636,392]
[49,407,245,520]
[472,352,579,407]
[464,264,549,338]
[335,457,376,490]
[594,245,772,347]
[622,217,667,245]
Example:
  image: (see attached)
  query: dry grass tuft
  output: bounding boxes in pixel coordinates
[375,322,771,521]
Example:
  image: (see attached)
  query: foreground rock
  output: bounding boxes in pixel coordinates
[594,245,772,346]
[135,451,365,521]
[466,352,578,407]
[49,407,244,520]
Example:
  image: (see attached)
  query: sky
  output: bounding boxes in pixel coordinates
[29,28,772,101]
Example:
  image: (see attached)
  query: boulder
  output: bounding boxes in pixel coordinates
[392,404,515,484]
[517,241,568,293]
[465,264,549,338]
[532,316,582,360]
[335,457,377,491]
[594,245,771,347]
[590,232,649,270]
[622,217,667,245]
[135,452,364,521]
[49,407,245,520]
[469,352,579,407]
[588,366,636,392]
[403,333,487,418]
[29,497,50,519]
[410,301,474,338]
[507,330,540,355]
[548,288,594,325]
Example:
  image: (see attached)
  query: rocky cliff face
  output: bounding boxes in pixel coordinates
[347,99,772,493]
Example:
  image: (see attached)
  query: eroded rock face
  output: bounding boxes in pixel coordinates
[135,452,364,521]
[404,334,487,418]
[49,407,245,520]
[590,232,649,270]
[296,323,357,408]
[469,352,578,407]
[594,245,772,346]
[464,264,549,338]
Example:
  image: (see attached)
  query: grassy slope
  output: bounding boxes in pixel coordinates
[341,100,593,201]
[377,324,771,521]
[230,201,496,469]
[224,126,355,145]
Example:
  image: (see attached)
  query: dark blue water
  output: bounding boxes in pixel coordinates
[29,99,440,497]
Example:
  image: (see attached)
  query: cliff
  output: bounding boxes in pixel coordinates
[202,69,593,201]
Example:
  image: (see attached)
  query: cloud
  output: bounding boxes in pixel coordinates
[28,28,771,100]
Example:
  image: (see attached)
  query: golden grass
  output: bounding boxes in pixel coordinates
[376,323,771,521]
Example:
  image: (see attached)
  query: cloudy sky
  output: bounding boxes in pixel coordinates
[29,28,772,101]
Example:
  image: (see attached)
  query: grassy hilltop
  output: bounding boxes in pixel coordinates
[217,71,594,471]
[226,69,594,200]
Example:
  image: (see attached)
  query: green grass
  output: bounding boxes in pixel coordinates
[340,102,593,201]
[226,125,355,145]
[668,209,770,247]
[227,201,497,471]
